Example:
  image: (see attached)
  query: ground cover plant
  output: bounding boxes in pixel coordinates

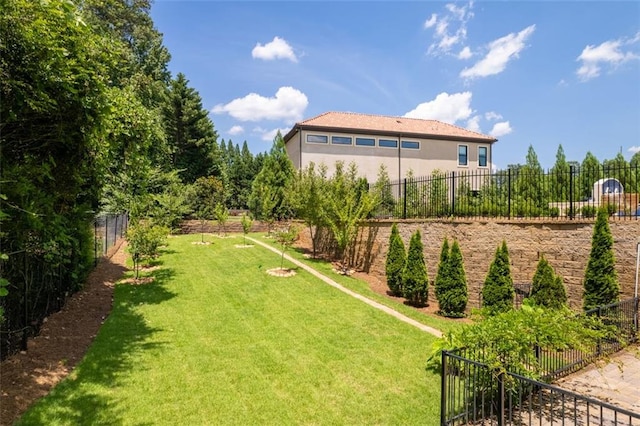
[18,235,442,425]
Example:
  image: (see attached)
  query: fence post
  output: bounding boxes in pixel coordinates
[441,350,448,426]
[507,169,512,219]
[403,178,407,220]
[114,215,118,245]
[569,165,575,219]
[497,371,505,426]
[450,172,456,217]
[104,216,108,256]
[94,219,98,267]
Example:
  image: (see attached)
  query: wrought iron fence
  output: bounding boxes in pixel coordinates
[0,213,128,359]
[374,164,640,220]
[441,298,640,425]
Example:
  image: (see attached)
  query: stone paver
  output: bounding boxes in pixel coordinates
[555,345,640,415]
[247,237,443,338]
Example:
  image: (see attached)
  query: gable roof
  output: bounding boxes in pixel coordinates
[284,111,497,143]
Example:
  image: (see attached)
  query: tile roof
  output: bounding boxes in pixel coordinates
[284,111,497,143]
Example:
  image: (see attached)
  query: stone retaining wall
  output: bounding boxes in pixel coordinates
[178,219,269,235]
[297,219,640,310]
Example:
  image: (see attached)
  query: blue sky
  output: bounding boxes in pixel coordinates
[151,1,640,170]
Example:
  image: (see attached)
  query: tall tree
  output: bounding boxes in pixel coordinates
[434,238,450,304]
[583,208,619,310]
[579,152,602,200]
[324,162,377,269]
[249,132,295,221]
[291,162,328,258]
[515,145,545,216]
[550,144,570,202]
[164,73,219,183]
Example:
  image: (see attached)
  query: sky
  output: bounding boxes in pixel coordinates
[150,1,640,170]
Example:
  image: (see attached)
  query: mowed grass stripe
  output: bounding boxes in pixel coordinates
[18,234,441,426]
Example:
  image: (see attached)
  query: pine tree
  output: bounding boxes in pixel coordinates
[439,240,468,317]
[583,208,619,310]
[530,255,567,309]
[434,238,450,303]
[403,230,428,306]
[482,240,514,314]
[164,73,219,183]
[385,223,406,297]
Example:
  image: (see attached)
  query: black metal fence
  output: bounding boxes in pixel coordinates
[0,213,128,359]
[374,164,640,220]
[441,298,640,425]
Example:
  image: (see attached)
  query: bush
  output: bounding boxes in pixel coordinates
[583,208,619,310]
[438,240,468,317]
[385,223,406,296]
[403,230,428,306]
[529,255,567,309]
[549,207,560,218]
[481,241,514,315]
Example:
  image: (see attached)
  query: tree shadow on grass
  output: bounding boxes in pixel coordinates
[17,268,177,426]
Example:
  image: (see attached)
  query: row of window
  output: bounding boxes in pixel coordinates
[458,145,488,167]
[307,134,489,167]
[307,134,420,150]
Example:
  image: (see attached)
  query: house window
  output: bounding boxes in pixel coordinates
[378,139,398,148]
[331,136,352,145]
[307,134,328,144]
[401,140,420,149]
[478,146,488,167]
[355,137,375,147]
[458,145,468,166]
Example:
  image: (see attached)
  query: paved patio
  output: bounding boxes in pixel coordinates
[555,345,640,415]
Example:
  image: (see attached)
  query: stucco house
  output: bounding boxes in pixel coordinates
[283,111,498,182]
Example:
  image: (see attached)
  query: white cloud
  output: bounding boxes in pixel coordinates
[228,125,244,136]
[404,91,474,124]
[485,111,503,121]
[466,115,481,132]
[457,46,472,60]
[489,121,512,137]
[260,128,285,142]
[425,1,474,55]
[424,13,437,28]
[212,86,308,123]
[628,146,640,154]
[252,36,298,62]
[576,33,640,81]
[460,25,536,79]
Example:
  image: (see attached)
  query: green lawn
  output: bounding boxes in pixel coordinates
[19,234,443,425]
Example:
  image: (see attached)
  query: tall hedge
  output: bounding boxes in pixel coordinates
[403,230,428,306]
[530,255,567,309]
[385,223,406,296]
[434,238,450,303]
[438,240,468,317]
[583,208,619,310]
[482,240,514,314]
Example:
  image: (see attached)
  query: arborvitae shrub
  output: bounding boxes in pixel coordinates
[482,240,514,315]
[529,255,567,309]
[439,240,468,317]
[403,230,428,306]
[434,238,450,303]
[385,223,406,296]
[583,208,619,310]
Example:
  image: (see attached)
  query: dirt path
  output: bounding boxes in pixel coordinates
[0,242,129,426]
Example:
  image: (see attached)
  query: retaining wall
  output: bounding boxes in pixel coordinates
[297,219,640,310]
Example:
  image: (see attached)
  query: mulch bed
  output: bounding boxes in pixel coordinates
[0,242,129,426]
